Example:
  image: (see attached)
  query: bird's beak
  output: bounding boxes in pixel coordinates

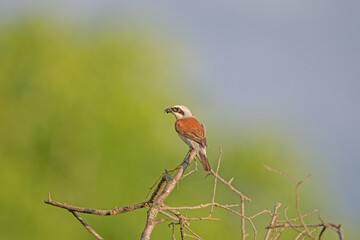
[165,108,172,114]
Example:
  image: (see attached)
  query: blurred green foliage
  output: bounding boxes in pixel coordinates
[0,17,345,239]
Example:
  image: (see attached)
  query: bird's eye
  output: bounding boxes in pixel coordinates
[172,107,178,112]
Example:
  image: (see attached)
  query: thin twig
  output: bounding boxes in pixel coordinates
[264,166,315,239]
[297,225,321,240]
[337,224,344,240]
[273,226,286,240]
[265,202,281,240]
[209,168,251,201]
[159,210,179,221]
[70,211,104,240]
[180,223,185,240]
[240,197,246,240]
[264,165,297,183]
[277,209,318,223]
[149,174,168,203]
[319,226,326,240]
[181,156,199,180]
[283,207,304,234]
[266,223,342,229]
[155,218,171,225]
[184,233,201,239]
[163,203,239,211]
[318,215,327,240]
[249,209,272,219]
[169,222,177,240]
[184,225,202,240]
[187,217,220,221]
[181,168,197,179]
[159,209,219,222]
[210,146,222,216]
[140,149,196,240]
[213,202,264,240]
[295,174,313,239]
[44,194,149,216]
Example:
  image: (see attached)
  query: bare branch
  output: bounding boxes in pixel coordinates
[265,202,281,240]
[169,222,177,240]
[210,146,222,216]
[266,223,342,229]
[44,194,148,216]
[265,166,315,239]
[181,168,198,179]
[319,226,326,240]
[264,165,297,183]
[337,225,344,240]
[209,169,251,201]
[249,209,272,219]
[184,225,203,240]
[283,207,305,235]
[273,226,286,240]
[180,223,185,240]
[163,202,239,211]
[295,174,313,239]
[140,149,196,240]
[44,148,343,240]
[70,211,104,240]
[277,209,318,223]
[149,174,168,203]
[241,197,246,240]
[155,218,171,225]
[187,217,220,221]
[159,210,179,221]
[296,226,321,240]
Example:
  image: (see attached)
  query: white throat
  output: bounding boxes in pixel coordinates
[172,105,193,120]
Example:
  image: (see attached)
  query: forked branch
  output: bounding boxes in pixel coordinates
[264,166,344,240]
[44,149,343,240]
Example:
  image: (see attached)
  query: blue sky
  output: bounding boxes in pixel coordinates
[2,0,360,226]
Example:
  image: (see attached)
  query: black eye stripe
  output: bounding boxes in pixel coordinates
[171,107,184,115]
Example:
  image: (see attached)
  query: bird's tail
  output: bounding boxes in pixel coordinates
[198,152,211,172]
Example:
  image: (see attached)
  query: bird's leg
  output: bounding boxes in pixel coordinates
[184,149,191,160]
[184,149,193,166]
[194,156,198,171]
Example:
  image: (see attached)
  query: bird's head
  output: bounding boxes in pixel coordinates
[165,105,193,120]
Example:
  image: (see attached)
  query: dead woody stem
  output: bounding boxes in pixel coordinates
[44,149,343,240]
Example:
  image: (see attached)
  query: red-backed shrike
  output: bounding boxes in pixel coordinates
[165,105,211,172]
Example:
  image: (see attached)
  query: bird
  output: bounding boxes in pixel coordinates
[165,105,211,172]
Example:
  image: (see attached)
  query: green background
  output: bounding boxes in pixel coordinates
[0,18,353,239]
